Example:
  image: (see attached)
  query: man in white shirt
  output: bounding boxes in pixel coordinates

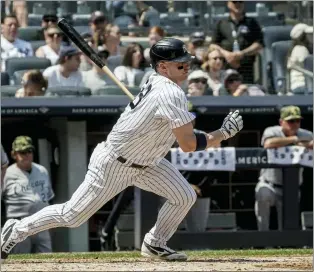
[1,14,33,71]
[43,46,84,88]
[83,49,114,94]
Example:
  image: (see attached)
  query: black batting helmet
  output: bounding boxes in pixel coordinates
[150,38,194,70]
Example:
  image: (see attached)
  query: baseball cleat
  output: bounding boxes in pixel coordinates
[141,241,187,261]
[1,219,19,262]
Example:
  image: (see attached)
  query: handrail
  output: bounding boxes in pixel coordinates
[290,64,314,78]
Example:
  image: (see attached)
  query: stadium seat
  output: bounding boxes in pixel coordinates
[29,40,46,53]
[28,14,43,26]
[1,85,21,97]
[301,211,313,230]
[94,86,141,96]
[17,26,44,41]
[271,40,292,94]
[74,26,90,35]
[107,55,123,71]
[45,86,91,97]
[113,15,136,28]
[304,55,313,94]
[1,72,10,86]
[5,57,51,78]
[261,25,293,91]
[134,71,145,86]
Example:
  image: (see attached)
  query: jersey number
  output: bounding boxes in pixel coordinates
[129,82,152,109]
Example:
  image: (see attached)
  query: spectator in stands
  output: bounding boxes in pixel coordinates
[136,1,160,27]
[210,1,263,83]
[35,26,63,65]
[255,106,313,231]
[104,24,125,56]
[79,33,96,72]
[15,70,47,98]
[188,31,207,70]
[83,50,114,94]
[1,14,33,71]
[43,46,84,88]
[114,43,146,87]
[187,70,212,97]
[2,136,54,253]
[41,14,58,30]
[287,23,313,95]
[219,69,265,96]
[89,11,108,48]
[202,48,225,96]
[144,26,165,63]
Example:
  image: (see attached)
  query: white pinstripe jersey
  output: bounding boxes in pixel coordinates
[107,72,195,166]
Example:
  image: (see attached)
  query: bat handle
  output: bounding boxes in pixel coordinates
[101,66,135,100]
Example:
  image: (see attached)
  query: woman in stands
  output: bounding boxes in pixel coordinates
[287,23,313,95]
[144,26,165,63]
[35,26,63,65]
[113,42,146,87]
[15,70,48,97]
[201,47,225,96]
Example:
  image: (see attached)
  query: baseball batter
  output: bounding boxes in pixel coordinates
[1,38,243,261]
[2,136,54,254]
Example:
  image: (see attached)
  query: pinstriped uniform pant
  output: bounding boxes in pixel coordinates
[13,142,197,248]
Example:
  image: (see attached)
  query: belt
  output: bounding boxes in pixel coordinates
[117,156,148,169]
[264,180,283,188]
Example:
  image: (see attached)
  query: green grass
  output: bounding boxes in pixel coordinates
[9,248,313,260]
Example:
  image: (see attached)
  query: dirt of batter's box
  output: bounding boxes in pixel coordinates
[2,256,312,271]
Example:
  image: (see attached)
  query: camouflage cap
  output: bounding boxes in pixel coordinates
[280,105,303,121]
[12,136,34,152]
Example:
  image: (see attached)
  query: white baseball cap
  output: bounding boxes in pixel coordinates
[188,70,209,81]
[290,23,313,39]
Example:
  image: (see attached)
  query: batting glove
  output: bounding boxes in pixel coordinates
[219,110,243,140]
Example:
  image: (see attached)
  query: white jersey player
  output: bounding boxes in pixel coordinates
[1,38,243,261]
[2,136,54,254]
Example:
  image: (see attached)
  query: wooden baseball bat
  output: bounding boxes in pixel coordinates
[57,18,135,100]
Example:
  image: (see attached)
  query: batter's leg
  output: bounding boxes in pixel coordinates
[254,186,276,231]
[1,143,134,257]
[134,158,197,247]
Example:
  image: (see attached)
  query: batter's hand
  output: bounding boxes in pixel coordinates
[219,110,243,140]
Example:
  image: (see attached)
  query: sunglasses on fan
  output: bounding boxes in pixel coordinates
[190,78,207,84]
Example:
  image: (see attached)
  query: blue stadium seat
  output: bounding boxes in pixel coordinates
[29,40,46,53]
[1,85,21,97]
[17,26,44,41]
[1,72,10,86]
[94,85,140,96]
[45,86,91,97]
[304,55,313,94]
[271,40,292,94]
[5,57,51,78]
[107,55,123,71]
[261,25,293,91]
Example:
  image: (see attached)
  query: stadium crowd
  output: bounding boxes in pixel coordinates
[1,1,313,98]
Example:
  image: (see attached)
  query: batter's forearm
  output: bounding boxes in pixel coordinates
[205,130,225,149]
